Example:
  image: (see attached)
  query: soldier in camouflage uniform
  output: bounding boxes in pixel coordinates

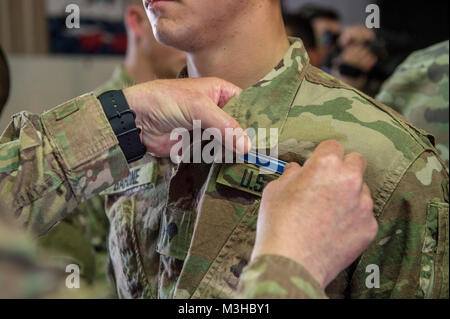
[1,0,448,299]
[377,41,449,167]
[36,0,185,298]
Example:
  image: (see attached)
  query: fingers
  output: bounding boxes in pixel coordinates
[306,140,345,167]
[187,77,242,108]
[359,183,378,241]
[216,79,243,108]
[360,183,374,212]
[192,95,252,154]
[203,79,247,152]
[344,152,367,174]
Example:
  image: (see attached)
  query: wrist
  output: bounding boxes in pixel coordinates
[252,241,329,289]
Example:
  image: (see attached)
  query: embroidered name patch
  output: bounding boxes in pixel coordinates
[100,162,156,195]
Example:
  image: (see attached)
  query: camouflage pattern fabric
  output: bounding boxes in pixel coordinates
[237,255,328,299]
[0,214,115,298]
[37,66,135,298]
[0,206,62,298]
[93,66,135,97]
[0,38,448,299]
[377,41,449,167]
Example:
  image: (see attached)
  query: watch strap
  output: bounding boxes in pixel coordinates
[98,90,146,163]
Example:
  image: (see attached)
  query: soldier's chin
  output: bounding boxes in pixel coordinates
[154,25,198,52]
[152,20,175,45]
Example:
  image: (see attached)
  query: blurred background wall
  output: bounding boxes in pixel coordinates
[0,0,126,130]
[0,0,49,54]
[1,55,121,129]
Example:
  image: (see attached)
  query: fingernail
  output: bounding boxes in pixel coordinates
[236,133,252,155]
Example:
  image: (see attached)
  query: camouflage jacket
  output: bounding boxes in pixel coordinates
[0,39,448,299]
[377,41,449,167]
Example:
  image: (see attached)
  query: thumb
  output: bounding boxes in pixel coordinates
[192,77,242,108]
[216,80,243,108]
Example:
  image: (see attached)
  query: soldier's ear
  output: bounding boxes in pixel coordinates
[125,5,146,39]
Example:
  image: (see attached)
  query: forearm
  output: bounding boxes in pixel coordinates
[0,93,129,235]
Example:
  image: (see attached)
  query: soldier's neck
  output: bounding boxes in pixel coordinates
[124,43,158,84]
[186,11,290,90]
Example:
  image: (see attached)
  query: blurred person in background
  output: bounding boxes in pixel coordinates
[284,1,449,98]
[284,4,341,69]
[377,41,450,167]
[283,12,320,66]
[329,25,380,94]
[283,4,380,94]
[37,0,185,298]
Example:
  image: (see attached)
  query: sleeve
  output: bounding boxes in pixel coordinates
[236,254,328,299]
[349,151,449,299]
[0,93,130,236]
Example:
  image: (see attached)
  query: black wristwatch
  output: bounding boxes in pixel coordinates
[97,90,146,163]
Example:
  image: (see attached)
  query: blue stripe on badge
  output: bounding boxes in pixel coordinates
[240,151,287,174]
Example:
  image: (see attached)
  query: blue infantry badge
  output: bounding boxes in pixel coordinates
[240,150,287,174]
